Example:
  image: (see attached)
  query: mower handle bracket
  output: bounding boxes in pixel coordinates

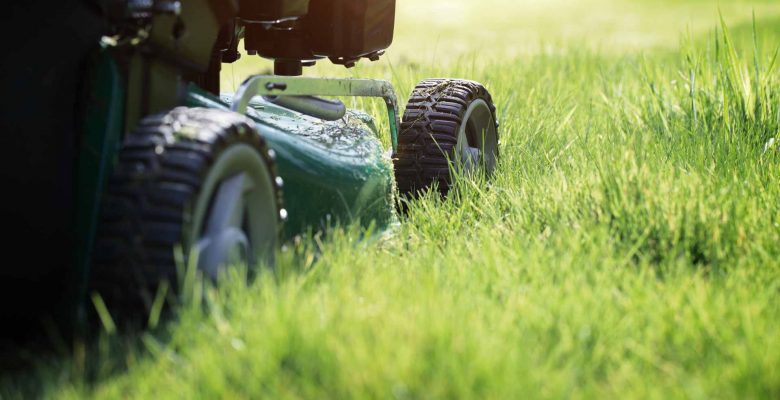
[232,76,400,152]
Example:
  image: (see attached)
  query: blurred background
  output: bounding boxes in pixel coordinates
[222,0,780,90]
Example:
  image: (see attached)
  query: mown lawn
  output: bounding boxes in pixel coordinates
[5,0,780,398]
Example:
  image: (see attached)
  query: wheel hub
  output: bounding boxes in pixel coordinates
[456,98,498,176]
[190,144,279,279]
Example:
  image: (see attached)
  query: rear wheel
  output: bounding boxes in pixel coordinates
[90,107,285,317]
[393,79,499,197]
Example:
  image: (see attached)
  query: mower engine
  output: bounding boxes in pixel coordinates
[238,0,396,75]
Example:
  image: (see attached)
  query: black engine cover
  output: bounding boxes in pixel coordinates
[307,0,395,62]
[241,0,395,69]
[239,0,309,21]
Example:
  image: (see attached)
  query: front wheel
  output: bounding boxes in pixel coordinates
[393,79,499,197]
[90,107,285,317]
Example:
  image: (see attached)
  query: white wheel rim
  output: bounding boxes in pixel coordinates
[455,99,498,176]
[189,144,279,278]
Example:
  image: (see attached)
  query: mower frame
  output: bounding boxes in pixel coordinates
[232,76,400,151]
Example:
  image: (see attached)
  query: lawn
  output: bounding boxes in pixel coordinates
[5,0,780,398]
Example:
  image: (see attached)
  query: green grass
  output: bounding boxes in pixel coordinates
[6,1,780,398]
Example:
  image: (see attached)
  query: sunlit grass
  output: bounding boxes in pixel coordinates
[5,1,780,399]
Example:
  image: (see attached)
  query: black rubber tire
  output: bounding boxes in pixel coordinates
[393,79,499,197]
[89,107,284,318]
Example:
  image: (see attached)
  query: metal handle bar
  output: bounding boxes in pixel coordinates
[232,76,400,151]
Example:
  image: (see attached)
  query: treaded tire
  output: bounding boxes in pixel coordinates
[90,107,284,318]
[393,79,499,197]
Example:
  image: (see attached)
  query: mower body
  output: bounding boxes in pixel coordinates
[192,86,397,238]
[2,0,499,336]
[76,46,398,287]
[2,0,399,329]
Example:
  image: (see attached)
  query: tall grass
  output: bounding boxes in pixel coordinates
[4,2,780,399]
[592,15,780,270]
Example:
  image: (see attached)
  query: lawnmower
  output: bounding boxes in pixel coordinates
[0,0,499,328]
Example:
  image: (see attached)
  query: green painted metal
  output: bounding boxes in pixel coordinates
[73,50,125,315]
[186,84,398,237]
